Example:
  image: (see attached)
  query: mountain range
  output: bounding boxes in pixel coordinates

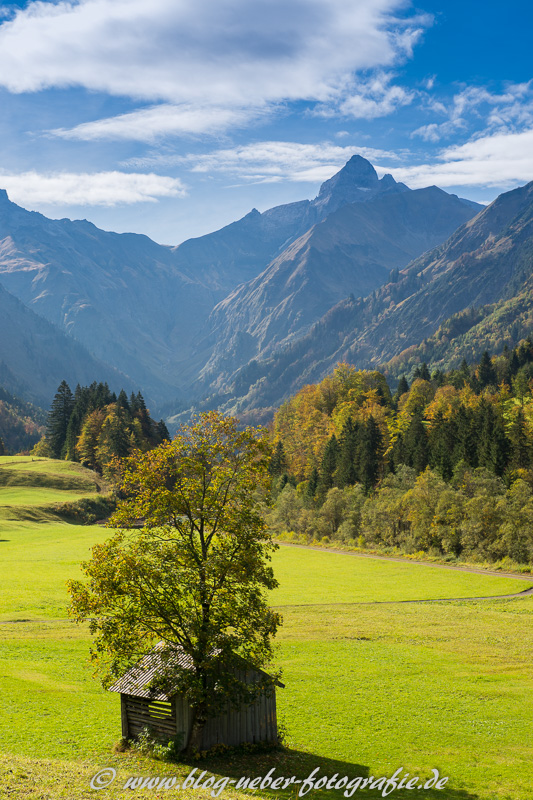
[199,178,533,420]
[0,155,486,416]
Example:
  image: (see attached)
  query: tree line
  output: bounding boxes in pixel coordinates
[39,380,170,475]
[268,339,533,565]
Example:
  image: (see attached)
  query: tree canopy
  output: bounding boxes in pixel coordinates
[67,411,281,754]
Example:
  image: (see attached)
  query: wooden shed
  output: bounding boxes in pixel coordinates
[108,642,282,750]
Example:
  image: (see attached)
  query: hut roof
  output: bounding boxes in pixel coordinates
[108,642,283,700]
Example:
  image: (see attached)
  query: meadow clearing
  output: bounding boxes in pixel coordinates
[0,456,533,799]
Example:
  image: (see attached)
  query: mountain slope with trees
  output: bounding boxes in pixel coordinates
[199,180,533,419]
[267,343,533,566]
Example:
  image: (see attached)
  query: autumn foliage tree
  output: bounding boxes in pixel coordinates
[67,412,281,754]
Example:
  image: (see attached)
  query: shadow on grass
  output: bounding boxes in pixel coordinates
[176,747,479,800]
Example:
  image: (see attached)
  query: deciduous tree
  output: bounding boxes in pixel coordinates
[67,412,281,755]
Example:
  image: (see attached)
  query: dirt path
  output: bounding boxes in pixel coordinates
[277,541,533,604]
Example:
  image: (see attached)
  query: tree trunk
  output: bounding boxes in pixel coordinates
[186,708,207,755]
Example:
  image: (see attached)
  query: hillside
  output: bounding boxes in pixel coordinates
[0,280,136,408]
[199,180,533,417]
[193,185,481,394]
[0,155,481,410]
[0,386,45,453]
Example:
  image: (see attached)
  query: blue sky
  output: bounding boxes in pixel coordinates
[0,0,531,244]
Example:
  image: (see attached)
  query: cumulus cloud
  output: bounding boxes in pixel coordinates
[411,82,533,143]
[127,140,399,184]
[388,128,533,188]
[0,0,429,139]
[0,171,186,206]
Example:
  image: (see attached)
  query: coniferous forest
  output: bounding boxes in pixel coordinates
[39,380,170,475]
[267,339,533,567]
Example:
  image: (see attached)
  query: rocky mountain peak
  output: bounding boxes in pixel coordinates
[311,154,409,218]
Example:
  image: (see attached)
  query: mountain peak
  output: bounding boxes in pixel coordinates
[312,154,409,218]
[0,189,10,203]
[317,155,378,199]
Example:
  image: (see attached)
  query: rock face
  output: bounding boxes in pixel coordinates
[310,154,409,218]
[0,155,483,409]
[206,180,533,416]
[194,185,483,394]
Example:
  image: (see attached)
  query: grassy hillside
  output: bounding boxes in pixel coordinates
[1,458,533,799]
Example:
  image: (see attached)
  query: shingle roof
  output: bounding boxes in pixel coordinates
[108,642,284,699]
[108,642,193,700]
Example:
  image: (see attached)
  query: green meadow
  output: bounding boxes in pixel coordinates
[1,457,533,799]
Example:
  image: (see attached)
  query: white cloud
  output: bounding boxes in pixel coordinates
[0,0,429,138]
[52,104,269,141]
[411,82,533,143]
[0,171,186,206]
[387,128,533,189]
[127,140,399,184]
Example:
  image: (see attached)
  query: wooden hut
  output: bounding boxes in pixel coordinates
[108,642,283,750]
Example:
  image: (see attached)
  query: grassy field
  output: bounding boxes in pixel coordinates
[1,458,533,799]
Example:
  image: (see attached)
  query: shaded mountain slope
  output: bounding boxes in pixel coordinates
[0,191,211,400]
[0,281,135,408]
[194,186,482,393]
[194,180,533,417]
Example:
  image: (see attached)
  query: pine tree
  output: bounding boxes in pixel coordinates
[305,467,319,502]
[403,412,429,474]
[336,417,358,487]
[477,351,497,389]
[0,436,5,456]
[358,416,383,491]
[47,381,74,458]
[156,419,171,442]
[318,435,339,496]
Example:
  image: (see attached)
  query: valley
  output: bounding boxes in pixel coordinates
[1,457,533,799]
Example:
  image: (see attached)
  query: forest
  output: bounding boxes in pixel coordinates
[36,380,170,475]
[268,339,533,566]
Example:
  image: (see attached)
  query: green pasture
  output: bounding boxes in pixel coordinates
[1,458,533,799]
[270,545,528,605]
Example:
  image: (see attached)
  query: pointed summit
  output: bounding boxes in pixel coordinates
[311,154,410,217]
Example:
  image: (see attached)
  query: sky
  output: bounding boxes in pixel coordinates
[0,0,531,244]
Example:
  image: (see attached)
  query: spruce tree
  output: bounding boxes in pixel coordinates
[157,419,171,442]
[358,416,383,491]
[336,417,358,487]
[0,436,5,456]
[403,412,429,474]
[318,435,339,496]
[509,408,531,470]
[47,381,74,458]
[477,401,509,476]
[429,411,456,481]
[306,467,319,502]
[477,351,497,389]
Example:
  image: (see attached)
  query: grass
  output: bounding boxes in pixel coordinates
[1,457,533,799]
[270,545,530,605]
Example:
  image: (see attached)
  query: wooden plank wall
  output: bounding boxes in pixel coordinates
[124,669,278,749]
